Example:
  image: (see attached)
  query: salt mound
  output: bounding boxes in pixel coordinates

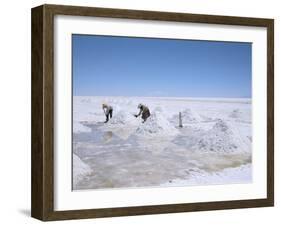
[196,119,240,153]
[229,109,243,119]
[135,113,178,136]
[182,108,201,123]
[102,110,138,140]
[212,119,229,132]
[170,108,201,125]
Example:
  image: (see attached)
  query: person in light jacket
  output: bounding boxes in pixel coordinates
[102,103,113,123]
[135,103,150,123]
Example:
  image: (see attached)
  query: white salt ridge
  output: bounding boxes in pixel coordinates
[108,110,137,125]
[73,154,92,186]
[195,119,244,153]
[181,108,202,123]
[135,112,179,136]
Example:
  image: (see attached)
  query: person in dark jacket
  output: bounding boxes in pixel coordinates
[102,103,113,123]
[135,103,150,122]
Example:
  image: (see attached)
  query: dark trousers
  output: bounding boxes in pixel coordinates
[142,110,150,122]
[105,109,113,122]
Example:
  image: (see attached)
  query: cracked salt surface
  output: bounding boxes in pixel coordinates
[72,96,252,190]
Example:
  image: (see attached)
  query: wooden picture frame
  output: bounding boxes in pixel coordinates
[31,4,274,221]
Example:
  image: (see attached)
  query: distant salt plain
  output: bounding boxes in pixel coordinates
[72,96,252,190]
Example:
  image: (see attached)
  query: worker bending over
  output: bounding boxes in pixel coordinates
[135,103,150,123]
[102,103,113,123]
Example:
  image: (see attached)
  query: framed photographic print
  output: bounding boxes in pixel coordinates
[31,4,274,221]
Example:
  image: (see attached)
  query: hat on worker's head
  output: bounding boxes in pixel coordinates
[102,103,107,108]
[138,103,143,109]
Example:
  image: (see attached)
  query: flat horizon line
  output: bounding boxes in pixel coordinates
[73,95,252,99]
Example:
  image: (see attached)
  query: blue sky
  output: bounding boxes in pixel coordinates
[72,34,252,98]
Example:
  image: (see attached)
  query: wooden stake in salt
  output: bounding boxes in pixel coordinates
[179,112,183,128]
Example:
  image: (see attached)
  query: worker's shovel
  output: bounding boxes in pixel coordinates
[131,113,138,118]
